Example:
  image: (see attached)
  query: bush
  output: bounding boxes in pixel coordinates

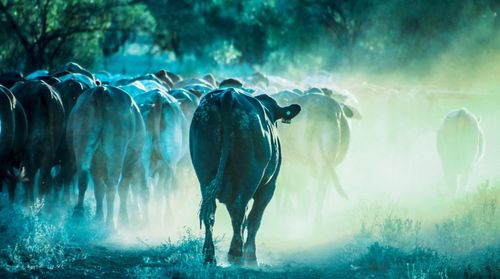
[352,242,449,278]
[0,200,86,273]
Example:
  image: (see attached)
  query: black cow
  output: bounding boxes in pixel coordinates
[0,85,27,202]
[190,88,301,265]
[69,86,148,227]
[11,80,65,205]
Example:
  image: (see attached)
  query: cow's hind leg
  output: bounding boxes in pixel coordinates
[135,165,149,225]
[94,178,105,222]
[23,165,37,207]
[61,162,76,206]
[202,209,216,265]
[227,200,246,265]
[105,181,118,229]
[5,169,17,203]
[74,170,91,218]
[118,176,131,227]
[38,164,53,210]
[244,182,276,266]
[102,132,127,229]
[73,135,99,217]
[73,169,89,217]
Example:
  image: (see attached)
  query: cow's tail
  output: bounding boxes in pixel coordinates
[318,126,349,200]
[199,92,233,229]
[474,126,485,165]
[46,87,65,155]
[73,91,102,172]
[329,167,349,199]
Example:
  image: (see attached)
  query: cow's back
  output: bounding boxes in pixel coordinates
[11,81,65,162]
[69,86,138,171]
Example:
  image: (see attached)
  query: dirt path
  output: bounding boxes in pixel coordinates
[1,244,348,278]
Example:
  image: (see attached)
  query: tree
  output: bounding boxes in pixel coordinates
[0,0,154,72]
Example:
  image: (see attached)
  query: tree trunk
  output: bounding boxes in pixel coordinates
[24,49,45,74]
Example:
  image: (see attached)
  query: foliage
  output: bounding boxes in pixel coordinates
[0,0,154,72]
[0,200,87,273]
[343,181,500,278]
[434,181,499,255]
[146,0,500,74]
[352,242,448,278]
[1,0,498,75]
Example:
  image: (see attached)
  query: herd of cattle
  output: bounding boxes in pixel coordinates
[0,62,485,264]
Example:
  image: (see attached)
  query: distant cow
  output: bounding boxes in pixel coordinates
[437,108,484,193]
[69,86,148,227]
[0,85,27,202]
[11,80,65,205]
[134,89,188,215]
[190,88,301,265]
[169,88,199,122]
[271,90,360,223]
[274,92,356,193]
[52,62,96,82]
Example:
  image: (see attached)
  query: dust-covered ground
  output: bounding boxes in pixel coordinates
[0,80,499,278]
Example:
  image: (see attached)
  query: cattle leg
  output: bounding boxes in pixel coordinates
[161,165,174,220]
[94,178,105,221]
[5,170,17,203]
[227,201,246,265]
[136,168,149,224]
[118,177,131,227]
[105,183,117,229]
[62,180,72,206]
[61,163,75,206]
[39,165,52,208]
[133,173,149,225]
[202,206,216,265]
[73,170,89,217]
[23,166,36,207]
[52,167,63,203]
[244,183,275,265]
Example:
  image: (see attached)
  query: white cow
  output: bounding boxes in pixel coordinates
[437,108,484,193]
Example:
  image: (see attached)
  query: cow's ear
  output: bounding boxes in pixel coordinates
[341,104,362,120]
[281,104,301,123]
[341,104,354,118]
